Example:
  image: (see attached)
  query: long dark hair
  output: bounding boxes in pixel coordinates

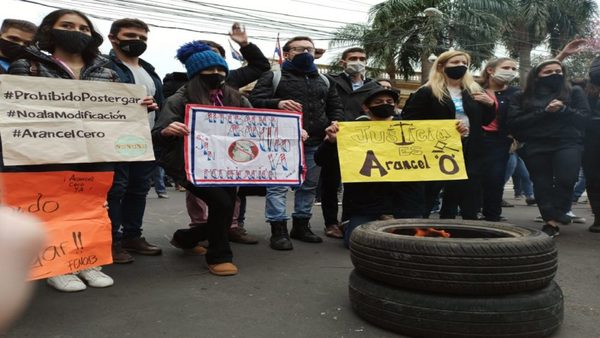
[186,76,241,107]
[522,59,571,106]
[34,9,103,63]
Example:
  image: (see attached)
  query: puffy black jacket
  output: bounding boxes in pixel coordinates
[507,86,590,154]
[152,86,252,181]
[249,69,344,147]
[162,42,270,97]
[402,86,495,159]
[330,72,380,121]
[9,47,119,81]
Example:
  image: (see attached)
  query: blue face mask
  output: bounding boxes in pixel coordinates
[290,52,316,72]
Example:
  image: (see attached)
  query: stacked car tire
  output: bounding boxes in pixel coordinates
[348,219,564,338]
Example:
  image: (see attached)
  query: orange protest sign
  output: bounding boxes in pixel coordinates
[0,171,114,280]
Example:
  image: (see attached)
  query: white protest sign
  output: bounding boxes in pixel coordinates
[0,75,154,165]
[184,105,305,186]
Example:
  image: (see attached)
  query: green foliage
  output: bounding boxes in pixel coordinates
[330,0,597,83]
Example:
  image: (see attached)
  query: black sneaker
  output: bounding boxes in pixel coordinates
[542,224,560,238]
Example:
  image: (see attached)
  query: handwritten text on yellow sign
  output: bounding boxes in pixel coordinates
[337,120,468,183]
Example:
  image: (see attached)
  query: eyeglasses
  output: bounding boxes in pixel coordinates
[288,46,315,53]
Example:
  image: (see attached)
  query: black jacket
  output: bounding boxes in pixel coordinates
[330,73,380,121]
[402,86,495,158]
[162,42,270,97]
[107,50,165,110]
[9,47,119,81]
[507,86,590,155]
[491,86,520,136]
[315,115,424,217]
[151,86,252,181]
[249,69,344,147]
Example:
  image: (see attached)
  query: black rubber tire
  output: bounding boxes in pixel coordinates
[349,270,564,338]
[350,219,557,295]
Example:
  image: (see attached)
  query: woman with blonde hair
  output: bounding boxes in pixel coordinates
[478,57,521,221]
[403,50,495,220]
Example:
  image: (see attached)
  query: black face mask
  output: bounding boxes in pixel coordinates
[0,39,27,60]
[369,104,396,118]
[51,29,92,54]
[444,65,468,80]
[290,52,315,72]
[199,73,226,89]
[117,39,147,57]
[538,73,564,92]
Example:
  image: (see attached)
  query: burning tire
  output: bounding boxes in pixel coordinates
[349,270,564,338]
[350,219,557,296]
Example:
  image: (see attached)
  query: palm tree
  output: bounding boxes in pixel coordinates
[501,0,597,84]
[330,0,511,83]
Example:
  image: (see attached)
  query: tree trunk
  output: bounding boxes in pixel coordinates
[421,53,432,84]
[386,62,397,82]
[518,44,533,87]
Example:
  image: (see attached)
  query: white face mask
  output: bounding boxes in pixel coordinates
[492,69,517,84]
[345,60,366,76]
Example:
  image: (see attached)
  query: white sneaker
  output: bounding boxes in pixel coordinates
[566,211,586,224]
[78,267,114,288]
[534,216,544,223]
[47,274,86,292]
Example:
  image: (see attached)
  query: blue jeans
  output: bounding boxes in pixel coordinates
[505,153,534,198]
[153,164,167,194]
[265,146,321,222]
[573,168,586,201]
[108,161,155,243]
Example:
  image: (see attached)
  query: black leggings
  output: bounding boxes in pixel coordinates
[523,147,581,222]
[173,183,237,265]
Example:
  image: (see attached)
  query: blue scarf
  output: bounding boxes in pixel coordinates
[281,53,317,74]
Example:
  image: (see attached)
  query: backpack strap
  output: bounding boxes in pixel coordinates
[319,73,330,89]
[271,70,281,96]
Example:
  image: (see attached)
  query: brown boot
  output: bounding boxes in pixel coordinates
[324,224,343,239]
[112,245,134,264]
[208,262,238,276]
[121,237,162,255]
[228,224,258,244]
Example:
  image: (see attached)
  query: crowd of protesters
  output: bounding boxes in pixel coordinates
[0,8,598,293]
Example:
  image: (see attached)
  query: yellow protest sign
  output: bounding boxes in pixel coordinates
[337,120,468,183]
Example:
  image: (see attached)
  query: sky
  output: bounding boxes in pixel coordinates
[2,0,382,78]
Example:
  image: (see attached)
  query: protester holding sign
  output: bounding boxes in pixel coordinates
[153,41,247,276]
[250,36,344,251]
[7,8,157,292]
[507,60,590,237]
[402,50,495,220]
[316,87,425,247]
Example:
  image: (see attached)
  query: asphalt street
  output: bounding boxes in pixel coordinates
[5,190,600,338]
